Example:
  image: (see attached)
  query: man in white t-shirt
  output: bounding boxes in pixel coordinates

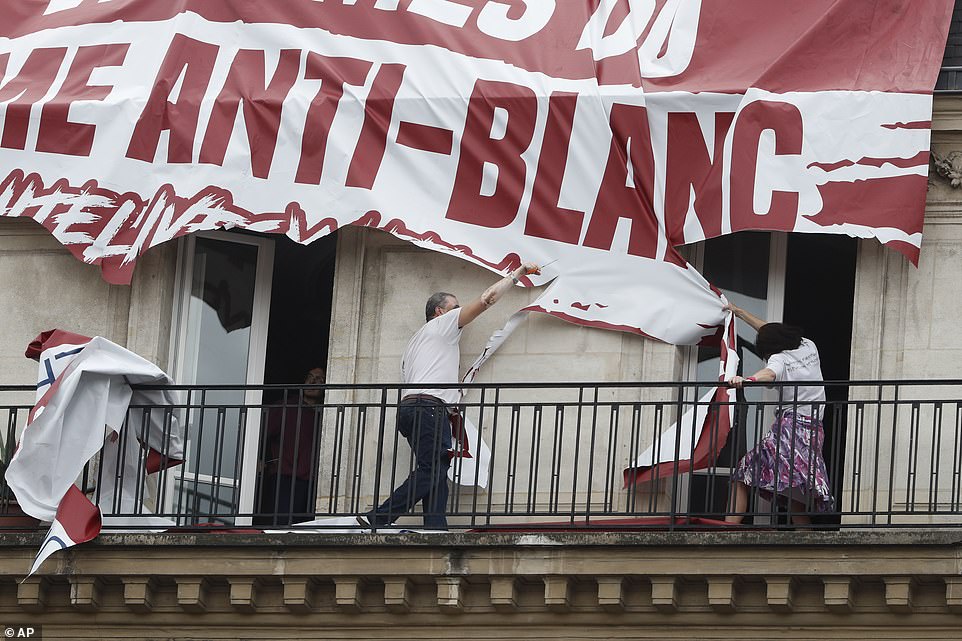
[358,260,540,530]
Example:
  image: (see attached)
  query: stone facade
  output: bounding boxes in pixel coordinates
[0,532,961,640]
[836,96,962,526]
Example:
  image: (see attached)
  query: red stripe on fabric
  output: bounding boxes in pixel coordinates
[623,316,737,487]
[883,240,921,265]
[447,413,472,460]
[810,152,929,173]
[808,160,855,172]
[377,214,528,278]
[881,121,932,130]
[25,329,92,360]
[806,174,928,240]
[395,121,453,155]
[696,323,724,347]
[522,306,659,342]
[145,448,184,474]
[56,485,101,544]
[856,151,929,169]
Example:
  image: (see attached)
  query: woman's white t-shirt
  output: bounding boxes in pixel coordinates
[400,307,463,405]
[766,337,826,419]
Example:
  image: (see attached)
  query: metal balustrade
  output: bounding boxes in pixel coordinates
[2,380,962,532]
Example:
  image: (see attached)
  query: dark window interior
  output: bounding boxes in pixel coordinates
[936,1,962,91]
[262,233,338,401]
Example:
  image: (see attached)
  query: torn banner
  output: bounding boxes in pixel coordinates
[466,304,740,487]
[0,0,952,348]
[624,312,739,486]
[5,330,183,575]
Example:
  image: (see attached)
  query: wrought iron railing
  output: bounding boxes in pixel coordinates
[2,380,962,532]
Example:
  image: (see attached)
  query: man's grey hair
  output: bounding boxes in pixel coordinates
[425,292,454,322]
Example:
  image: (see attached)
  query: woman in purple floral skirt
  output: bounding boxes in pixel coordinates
[723,304,834,525]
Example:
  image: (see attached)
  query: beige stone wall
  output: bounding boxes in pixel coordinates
[0,218,128,387]
[841,96,962,524]
[0,218,177,382]
[0,217,177,452]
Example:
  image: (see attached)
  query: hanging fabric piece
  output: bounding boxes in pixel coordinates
[7,330,183,576]
[623,311,739,485]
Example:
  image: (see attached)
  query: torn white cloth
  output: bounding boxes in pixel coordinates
[5,329,183,575]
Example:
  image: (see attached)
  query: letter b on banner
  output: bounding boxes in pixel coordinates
[447,80,537,229]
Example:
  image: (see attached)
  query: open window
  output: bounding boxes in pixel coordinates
[167,232,274,525]
[683,232,856,523]
[167,231,338,525]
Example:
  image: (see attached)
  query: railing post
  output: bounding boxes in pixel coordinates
[369,386,389,532]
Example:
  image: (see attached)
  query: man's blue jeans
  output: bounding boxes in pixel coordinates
[369,396,451,529]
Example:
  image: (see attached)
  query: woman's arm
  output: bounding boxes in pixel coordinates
[727,368,776,388]
[723,303,766,332]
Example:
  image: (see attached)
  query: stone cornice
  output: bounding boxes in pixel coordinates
[0,531,961,629]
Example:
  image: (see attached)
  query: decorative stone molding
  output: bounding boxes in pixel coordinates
[707,575,742,613]
[649,576,679,612]
[383,577,413,612]
[122,575,155,612]
[489,576,518,611]
[0,532,961,638]
[596,576,626,612]
[228,576,262,612]
[765,575,796,612]
[16,577,46,613]
[282,576,318,613]
[69,576,103,611]
[822,577,857,612]
[945,577,962,613]
[930,149,962,187]
[176,576,209,612]
[436,576,465,612]
[883,576,915,613]
[334,576,365,612]
[543,576,571,611]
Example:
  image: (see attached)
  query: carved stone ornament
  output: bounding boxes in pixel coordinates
[930,149,962,188]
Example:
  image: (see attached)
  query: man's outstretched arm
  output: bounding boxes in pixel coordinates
[458,261,540,328]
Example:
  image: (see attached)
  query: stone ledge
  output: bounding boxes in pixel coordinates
[1,531,961,638]
[1,528,961,549]
[0,529,959,618]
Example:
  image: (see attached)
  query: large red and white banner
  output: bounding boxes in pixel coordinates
[0,0,951,346]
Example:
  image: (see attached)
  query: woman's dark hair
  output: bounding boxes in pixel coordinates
[755,323,803,360]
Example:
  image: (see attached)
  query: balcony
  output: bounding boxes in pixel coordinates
[3,380,961,533]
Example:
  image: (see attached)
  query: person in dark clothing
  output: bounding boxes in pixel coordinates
[256,367,324,525]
